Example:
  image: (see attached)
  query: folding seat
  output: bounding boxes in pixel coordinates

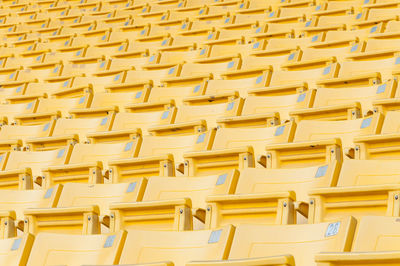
[14,92,92,125]
[312,1,356,17]
[264,114,383,169]
[26,231,126,266]
[25,115,114,150]
[205,41,266,59]
[187,217,356,266]
[23,181,145,235]
[370,20,400,39]
[40,141,138,188]
[69,91,148,118]
[301,15,354,37]
[88,107,173,141]
[283,46,349,68]
[204,160,339,229]
[148,98,243,134]
[119,225,234,265]
[291,81,396,121]
[346,38,400,61]
[353,111,400,159]
[218,91,314,126]
[0,146,71,190]
[309,159,400,223]
[0,185,62,236]
[317,56,397,88]
[184,122,295,176]
[0,100,37,125]
[109,171,238,231]
[108,130,215,180]
[0,121,55,153]
[0,235,34,265]
[70,69,127,93]
[168,6,207,21]
[316,216,400,265]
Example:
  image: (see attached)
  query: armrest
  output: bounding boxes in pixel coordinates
[317,72,381,88]
[217,112,280,128]
[205,192,296,229]
[353,132,400,159]
[265,138,342,168]
[187,256,295,266]
[108,154,175,181]
[183,147,254,176]
[87,129,141,144]
[69,106,118,118]
[14,111,61,126]
[248,82,307,96]
[41,162,103,188]
[0,210,16,238]
[315,251,400,265]
[308,185,400,223]
[148,120,207,135]
[109,198,192,231]
[289,102,361,122]
[25,135,78,151]
[23,205,100,235]
[281,57,336,69]
[0,168,33,190]
[373,97,400,113]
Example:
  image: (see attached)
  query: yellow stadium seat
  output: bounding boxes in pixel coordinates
[14,92,92,125]
[291,80,397,121]
[119,225,234,265]
[217,91,314,127]
[184,122,295,176]
[24,181,145,235]
[41,142,138,188]
[0,235,34,265]
[0,121,54,152]
[316,216,400,265]
[0,146,71,189]
[108,130,215,180]
[264,114,383,168]
[109,171,238,231]
[26,231,126,265]
[205,160,340,228]
[25,115,113,150]
[354,111,400,159]
[188,217,356,266]
[309,159,400,223]
[149,98,243,134]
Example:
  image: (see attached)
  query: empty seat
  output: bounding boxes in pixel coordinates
[0,235,33,265]
[265,114,383,168]
[188,217,356,266]
[205,161,340,229]
[354,111,400,159]
[26,231,126,266]
[24,181,145,235]
[309,159,400,223]
[110,171,238,231]
[119,225,234,265]
[316,216,400,265]
[184,123,295,176]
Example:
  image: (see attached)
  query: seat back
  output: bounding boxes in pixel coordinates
[0,235,34,265]
[228,217,356,265]
[120,225,234,265]
[26,231,126,266]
